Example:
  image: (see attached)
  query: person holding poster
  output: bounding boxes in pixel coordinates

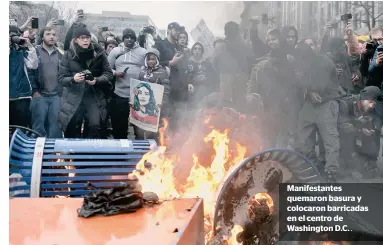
[130,49,169,141]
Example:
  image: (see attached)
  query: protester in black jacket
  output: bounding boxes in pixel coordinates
[187,42,218,109]
[155,22,189,133]
[155,22,188,101]
[58,25,113,138]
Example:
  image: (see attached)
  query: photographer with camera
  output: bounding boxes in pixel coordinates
[9,25,38,127]
[338,86,383,179]
[58,25,113,139]
[359,27,383,88]
[368,27,383,89]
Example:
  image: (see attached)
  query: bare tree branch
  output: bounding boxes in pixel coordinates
[375,12,383,20]
[358,1,373,18]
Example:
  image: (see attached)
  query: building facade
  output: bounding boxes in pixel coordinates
[84,11,158,38]
[190,19,215,57]
[241,1,383,43]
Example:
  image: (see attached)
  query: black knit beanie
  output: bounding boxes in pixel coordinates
[73,25,91,38]
[360,86,383,102]
[122,28,136,41]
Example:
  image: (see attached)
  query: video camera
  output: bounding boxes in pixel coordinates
[340,13,352,23]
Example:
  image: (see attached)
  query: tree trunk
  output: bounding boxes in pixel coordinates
[371,1,376,28]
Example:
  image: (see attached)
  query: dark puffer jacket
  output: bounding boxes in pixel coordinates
[58,44,113,132]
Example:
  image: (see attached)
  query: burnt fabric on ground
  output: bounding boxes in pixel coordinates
[78,183,143,218]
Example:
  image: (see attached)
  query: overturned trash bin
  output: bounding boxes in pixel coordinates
[9,129,156,198]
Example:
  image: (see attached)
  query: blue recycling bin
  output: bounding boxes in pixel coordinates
[9,129,156,197]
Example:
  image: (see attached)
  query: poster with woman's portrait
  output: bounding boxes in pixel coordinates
[129,79,164,133]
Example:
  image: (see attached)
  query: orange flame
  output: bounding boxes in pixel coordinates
[159,118,169,146]
[55,153,75,198]
[133,146,179,198]
[226,225,244,245]
[133,126,248,242]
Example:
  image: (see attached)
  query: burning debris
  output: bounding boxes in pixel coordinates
[131,120,250,243]
[77,182,144,218]
[247,193,274,223]
[126,106,276,245]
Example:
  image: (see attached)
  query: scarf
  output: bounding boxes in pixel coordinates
[75,43,94,61]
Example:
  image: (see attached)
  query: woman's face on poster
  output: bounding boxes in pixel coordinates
[138,87,150,106]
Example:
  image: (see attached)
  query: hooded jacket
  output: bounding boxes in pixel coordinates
[138,51,170,117]
[108,42,147,98]
[247,55,301,115]
[281,25,298,57]
[187,53,219,99]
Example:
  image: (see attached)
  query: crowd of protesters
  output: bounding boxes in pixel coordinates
[9,10,383,182]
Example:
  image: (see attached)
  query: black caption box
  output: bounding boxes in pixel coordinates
[279,183,383,241]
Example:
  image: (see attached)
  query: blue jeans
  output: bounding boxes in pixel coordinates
[31,95,62,138]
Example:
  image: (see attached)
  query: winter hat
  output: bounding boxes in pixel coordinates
[73,25,91,38]
[192,42,204,54]
[122,28,136,41]
[168,22,181,30]
[360,86,383,102]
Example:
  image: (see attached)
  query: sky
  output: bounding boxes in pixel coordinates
[58,1,244,37]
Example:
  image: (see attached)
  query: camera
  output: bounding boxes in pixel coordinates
[82,70,94,81]
[366,41,377,50]
[341,13,352,22]
[355,116,374,130]
[9,32,25,46]
[364,40,379,57]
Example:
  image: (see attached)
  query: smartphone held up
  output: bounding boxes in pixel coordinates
[31,17,38,29]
